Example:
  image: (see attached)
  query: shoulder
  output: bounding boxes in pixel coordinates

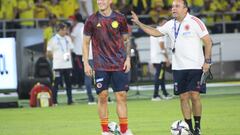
[114,11,126,18]
[189,14,206,30]
[159,19,173,30]
[86,13,98,22]
[165,19,174,26]
[85,13,99,27]
[114,11,127,21]
[65,35,72,41]
[76,23,84,29]
[189,14,204,25]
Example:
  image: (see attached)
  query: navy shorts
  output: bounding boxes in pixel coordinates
[94,71,129,94]
[173,70,206,95]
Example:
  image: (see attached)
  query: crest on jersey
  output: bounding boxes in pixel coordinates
[96,82,102,88]
[111,21,119,29]
[184,24,190,31]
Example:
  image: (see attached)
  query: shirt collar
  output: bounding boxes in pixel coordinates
[182,13,191,22]
[56,34,65,39]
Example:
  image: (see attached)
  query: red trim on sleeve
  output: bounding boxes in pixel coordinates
[191,16,205,31]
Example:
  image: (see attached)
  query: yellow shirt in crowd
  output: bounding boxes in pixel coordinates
[34,2,49,19]
[60,0,79,18]
[3,0,17,20]
[47,3,63,18]
[18,0,35,26]
[0,3,5,19]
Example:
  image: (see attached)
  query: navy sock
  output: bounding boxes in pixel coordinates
[185,118,193,132]
[194,116,201,129]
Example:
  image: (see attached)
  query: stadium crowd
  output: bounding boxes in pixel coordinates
[0,0,240,33]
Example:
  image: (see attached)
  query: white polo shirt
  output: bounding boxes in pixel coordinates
[71,22,84,55]
[47,34,74,69]
[157,13,209,70]
[150,28,168,64]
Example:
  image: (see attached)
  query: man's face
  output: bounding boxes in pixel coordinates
[97,0,112,11]
[171,0,187,19]
[59,27,68,36]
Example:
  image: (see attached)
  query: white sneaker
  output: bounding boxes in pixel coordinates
[102,132,113,135]
[151,97,161,101]
[52,103,58,107]
[88,102,97,105]
[162,95,174,100]
[121,129,133,135]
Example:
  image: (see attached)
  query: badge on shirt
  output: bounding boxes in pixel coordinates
[111,21,119,29]
[184,24,190,31]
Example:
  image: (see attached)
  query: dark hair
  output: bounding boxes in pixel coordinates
[56,22,67,32]
[75,13,83,22]
[182,0,190,12]
[183,0,188,8]
[49,14,57,20]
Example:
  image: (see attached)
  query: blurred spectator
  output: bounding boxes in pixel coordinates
[200,1,215,33]
[150,17,172,101]
[60,0,79,19]
[118,0,132,15]
[0,1,5,20]
[165,0,173,8]
[0,1,4,37]
[132,0,151,14]
[34,0,50,19]
[43,14,58,54]
[17,0,35,28]
[78,0,89,17]
[149,0,170,23]
[3,0,18,29]
[47,0,63,18]
[92,0,98,12]
[47,22,74,105]
[69,13,85,88]
[190,0,204,13]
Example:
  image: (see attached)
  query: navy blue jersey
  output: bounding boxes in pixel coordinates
[84,11,128,71]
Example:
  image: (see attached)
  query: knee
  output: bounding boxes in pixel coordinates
[180,93,190,103]
[98,91,108,104]
[116,91,127,102]
[191,93,200,102]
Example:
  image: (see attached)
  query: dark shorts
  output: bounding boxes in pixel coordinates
[94,71,129,94]
[173,69,206,95]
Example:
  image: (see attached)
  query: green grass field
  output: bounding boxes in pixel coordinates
[0,85,240,135]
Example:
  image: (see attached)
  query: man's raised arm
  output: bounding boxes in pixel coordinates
[131,11,164,37]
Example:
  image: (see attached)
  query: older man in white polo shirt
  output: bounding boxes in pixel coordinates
[131,0,212,134]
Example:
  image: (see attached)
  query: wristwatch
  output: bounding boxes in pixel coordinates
[205,58,212,65]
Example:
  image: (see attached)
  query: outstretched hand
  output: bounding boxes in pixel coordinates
[131,11,139,24]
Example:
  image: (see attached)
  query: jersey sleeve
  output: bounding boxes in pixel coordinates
[158,36,164,43]
[83,17,93,37]
[191,17,209,38]
[156,21,171,36]
[119,16,128,35]
[66,36,74,50]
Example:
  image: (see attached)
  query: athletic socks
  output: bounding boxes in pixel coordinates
[185,118,194,132]
[194,116,201,129]
[101,118,109,132]
[119,117,128,133]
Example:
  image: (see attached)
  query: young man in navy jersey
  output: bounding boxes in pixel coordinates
[83,0,132,135]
